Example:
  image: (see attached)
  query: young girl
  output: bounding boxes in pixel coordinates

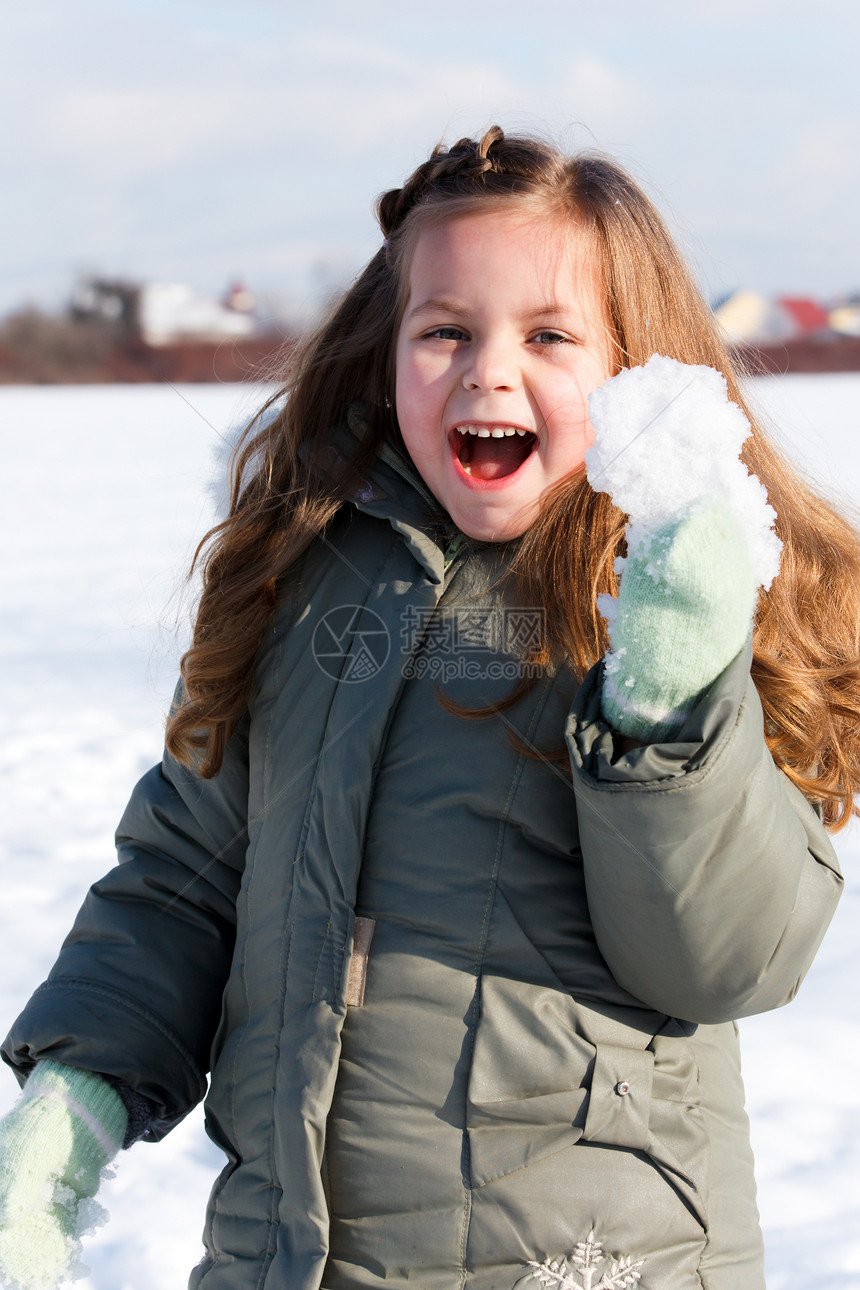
[1,127,859,1290]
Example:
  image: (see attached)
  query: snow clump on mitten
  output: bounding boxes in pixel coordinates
[586,354,782,591]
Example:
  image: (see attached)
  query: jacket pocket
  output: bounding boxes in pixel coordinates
[466,975,591,1186]
[465,975,709,1230]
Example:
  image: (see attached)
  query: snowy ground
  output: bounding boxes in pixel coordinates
[0,375,858,1289]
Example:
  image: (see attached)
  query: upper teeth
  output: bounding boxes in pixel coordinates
[456,425,529,437]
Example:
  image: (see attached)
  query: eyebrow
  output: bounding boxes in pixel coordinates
[523,305,576,322]
[406,297,471,319]
[406,298,580,323]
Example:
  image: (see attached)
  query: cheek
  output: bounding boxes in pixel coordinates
[543,370,604,433]
[395,344,429,412]
[395,367,434,463]
[393,336,410,408]
[395,352,451,434]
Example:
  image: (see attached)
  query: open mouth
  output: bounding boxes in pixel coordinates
[451,424,538,481]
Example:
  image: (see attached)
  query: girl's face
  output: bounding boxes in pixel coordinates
[395,208,612,542]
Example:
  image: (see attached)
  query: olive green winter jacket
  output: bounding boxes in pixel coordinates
[2,423,842,1290]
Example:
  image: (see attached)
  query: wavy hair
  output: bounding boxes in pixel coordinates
[166,126,860,829]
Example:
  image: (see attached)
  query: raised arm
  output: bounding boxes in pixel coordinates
[570,356,843,1023]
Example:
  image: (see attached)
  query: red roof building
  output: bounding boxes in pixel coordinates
[776,297,831,336]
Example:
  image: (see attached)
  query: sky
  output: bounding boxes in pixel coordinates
[2,0,859,321]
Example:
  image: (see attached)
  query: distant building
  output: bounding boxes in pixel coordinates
[829,301,860,337]
[69,275,260,347]
[713,290,774,346]
[776,297,831,338]
[224,280,257,315]
[138,282,258,347]
[714,290,833,346]
[69,278,138,329]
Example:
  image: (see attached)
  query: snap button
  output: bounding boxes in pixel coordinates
[615,1081,631,1096]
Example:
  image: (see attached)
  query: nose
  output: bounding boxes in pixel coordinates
[462,337,518,393]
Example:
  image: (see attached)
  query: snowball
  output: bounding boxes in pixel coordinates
[587,354,782,589]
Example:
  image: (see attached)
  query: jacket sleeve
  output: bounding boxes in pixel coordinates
[1,711,250,1140]
[566,644,843,1024]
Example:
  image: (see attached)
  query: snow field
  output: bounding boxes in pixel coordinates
[0,374,858,1288]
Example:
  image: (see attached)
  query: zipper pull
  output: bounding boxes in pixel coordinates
[443,532,468,573]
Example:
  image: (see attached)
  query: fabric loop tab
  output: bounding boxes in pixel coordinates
[345,917,376,1007]
[582,1043,655,1150]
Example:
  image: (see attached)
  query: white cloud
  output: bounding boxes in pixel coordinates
[562,55,650,123]
[34,27,528,176]
[49,87,239,168]
[772,120,860,195]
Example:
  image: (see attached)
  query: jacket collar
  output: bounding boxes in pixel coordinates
[321,405,461,586]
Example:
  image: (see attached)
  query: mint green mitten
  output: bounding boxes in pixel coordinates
[599,497,757,743]
[0,1062,127,1290]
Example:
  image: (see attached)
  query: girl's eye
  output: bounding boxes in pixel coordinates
[426,326,467,341]
[532,330,570,345]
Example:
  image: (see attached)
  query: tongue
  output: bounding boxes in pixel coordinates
[466,435,531,480]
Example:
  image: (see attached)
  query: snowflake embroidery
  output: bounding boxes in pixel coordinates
[526,1230,645,1290]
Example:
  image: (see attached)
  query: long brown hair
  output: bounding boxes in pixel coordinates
[166,126,860,829]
